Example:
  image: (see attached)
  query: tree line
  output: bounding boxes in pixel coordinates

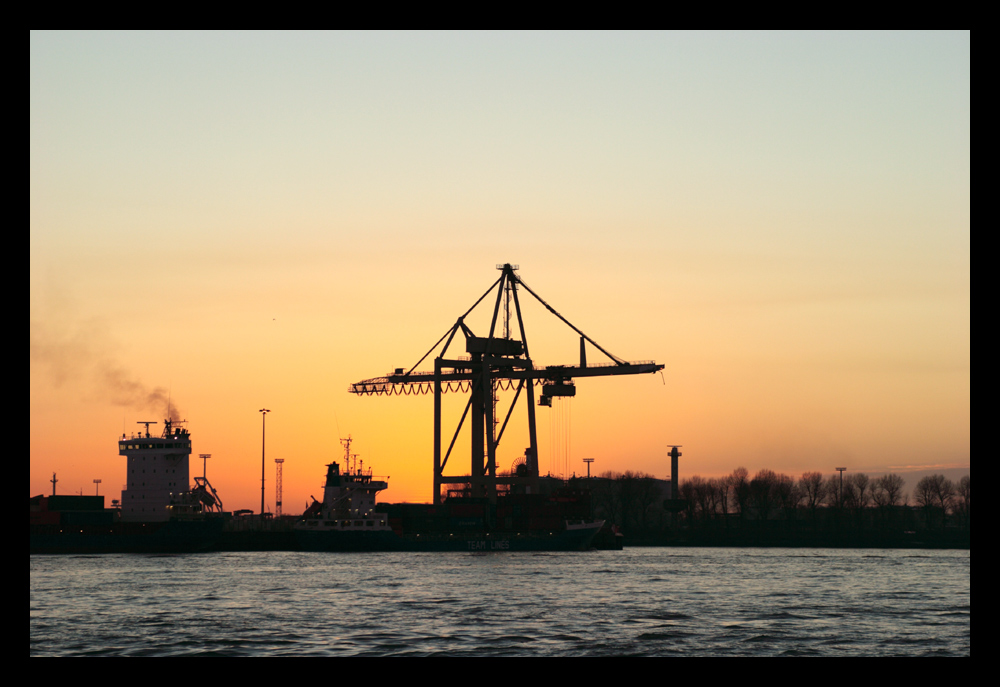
[582,469,970,546]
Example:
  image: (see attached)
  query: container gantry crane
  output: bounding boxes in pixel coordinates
[349,264,664,505]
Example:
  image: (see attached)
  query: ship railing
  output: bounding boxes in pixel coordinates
[346,474,389,483]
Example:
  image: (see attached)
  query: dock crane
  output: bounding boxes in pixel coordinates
[349,264,664,505]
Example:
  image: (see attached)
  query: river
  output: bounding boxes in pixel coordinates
[30,547,969,656]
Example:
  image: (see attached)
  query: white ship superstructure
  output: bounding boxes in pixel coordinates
[118,420,192,522]
[297,436,392,533]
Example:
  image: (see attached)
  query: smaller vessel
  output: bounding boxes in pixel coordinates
[294,437,400,552]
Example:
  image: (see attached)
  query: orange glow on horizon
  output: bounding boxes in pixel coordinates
[31,32,969,511]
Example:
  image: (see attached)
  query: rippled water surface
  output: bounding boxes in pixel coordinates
[30,548,969,656]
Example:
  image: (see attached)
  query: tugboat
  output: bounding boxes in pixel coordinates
[294,436,400,552]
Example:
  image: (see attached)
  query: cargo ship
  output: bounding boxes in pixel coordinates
[30,419,224,554]
[29,501,223,554]
[294,437,604,552]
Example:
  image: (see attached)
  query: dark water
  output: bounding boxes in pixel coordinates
[30,548,969,656]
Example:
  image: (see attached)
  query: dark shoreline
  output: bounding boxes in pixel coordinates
[615,531,970,550]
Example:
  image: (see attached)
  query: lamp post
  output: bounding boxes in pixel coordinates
[836,467,847,506]
[260,409,270,519]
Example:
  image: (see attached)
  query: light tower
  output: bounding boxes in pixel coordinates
[199,454,211,479]
[662,445,687,515]
[93,479,102,495]
[274,458,285,518]
[668,446,682,499]
[583,458,594,478]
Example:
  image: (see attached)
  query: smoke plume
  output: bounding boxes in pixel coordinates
[31,316,183,421]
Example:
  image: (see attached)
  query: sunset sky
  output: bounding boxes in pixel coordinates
[30,31,969,511]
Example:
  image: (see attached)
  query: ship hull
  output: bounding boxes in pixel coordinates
[294,522,603,553]
[30,518,224,555]
[294,528,405,552]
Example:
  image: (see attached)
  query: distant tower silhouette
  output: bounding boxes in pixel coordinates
[668,446,682,499]
[51,473,58,496]
[836,467,847,505]
[275,458,285,517]
[259,409,270,517]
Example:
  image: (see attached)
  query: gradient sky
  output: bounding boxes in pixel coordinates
[30,31,970,511]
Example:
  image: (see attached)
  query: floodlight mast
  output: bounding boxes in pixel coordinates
[348,264,664,505]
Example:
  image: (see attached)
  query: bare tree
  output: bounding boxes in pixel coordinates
[774,473,799,520]
[825,474,845,510]
[706,477,725,521]
[684,475,704,521]
[617,471,643,533]
[871,473,905,530]
[915,474,954,530]
[914,474,935,522]
[695,476,714,522]
[591,472,622,527]
[954,475,970,530]
[932,475,956,522]
[679,477,697,525]
[634,473,662,532]
[800,471,826,522]
[851,473,871,510]
[715,476,732,524]
[842,477,859,510]
[877,473,905,508]
[871,476,888,508]
[844,473,871,529]
[750,469,778,521]
[729,467,750,520]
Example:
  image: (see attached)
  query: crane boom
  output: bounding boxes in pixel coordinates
[349,360,661,395]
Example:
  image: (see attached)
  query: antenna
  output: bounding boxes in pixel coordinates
[199,454,211,479]
[50,472,58,496]
[137,421,158,438]
[340,435,352,467]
